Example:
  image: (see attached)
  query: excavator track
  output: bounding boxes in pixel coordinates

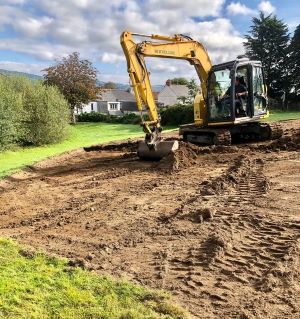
[268,122,283,140]
[181,121,283,146]
[229,121,283,143]
[213,129,232,145]
[181,126,232,146]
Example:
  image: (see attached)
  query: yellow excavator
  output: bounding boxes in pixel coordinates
[120,31,282,159]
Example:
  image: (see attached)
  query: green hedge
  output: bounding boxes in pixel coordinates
[77,104,194,126]
[0,78,23,149]
[77,112,143,124]
[0,76,70,150]
[160,104,194,126]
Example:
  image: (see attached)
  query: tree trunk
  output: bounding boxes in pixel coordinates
[71,108,76,124]
[283,92,288,110]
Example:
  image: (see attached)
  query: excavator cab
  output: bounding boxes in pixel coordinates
[207,57,268,124]
[181,56,274,146]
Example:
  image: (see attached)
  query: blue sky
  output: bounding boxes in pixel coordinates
[0,0,299,84]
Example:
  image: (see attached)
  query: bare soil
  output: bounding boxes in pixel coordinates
[1,120,300,319]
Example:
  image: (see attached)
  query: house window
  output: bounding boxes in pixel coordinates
[91,103,94,111]
[108,102,120,111]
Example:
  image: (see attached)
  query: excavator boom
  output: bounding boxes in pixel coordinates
[120,31,212,159]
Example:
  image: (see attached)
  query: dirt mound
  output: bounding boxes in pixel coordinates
[200,232,231,266]
[251,127,300,152]
[155,142,200,172]
[269,128,300,151]
[84,139,138,152]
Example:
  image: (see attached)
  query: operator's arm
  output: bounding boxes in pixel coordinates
[236,84,248,98]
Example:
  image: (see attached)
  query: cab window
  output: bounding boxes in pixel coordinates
[253,66,267,116]
[207,69,232,121]
[235,66,249,117]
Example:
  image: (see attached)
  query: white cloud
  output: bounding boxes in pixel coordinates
[101,53,125,63]
[0,5,19,28]
[287,21,299,31]
[149,63,179,73]
[100,73,130,84]
[227,2,256,16]
[0,0,26,4]
[13,16,53,37]
[0,38,72,60]
[258,1,275,15]
[0,0,247,84]
[147,0,225,17]
[184,18,245,62]
[0,61,44,75]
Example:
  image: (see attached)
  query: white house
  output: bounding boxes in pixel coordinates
[97,89,137,115]
[75,89,139,116]
[157,80,189,106]
[76,101,98,114]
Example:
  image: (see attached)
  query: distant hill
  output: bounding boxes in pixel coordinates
[97,80,129,90]
[97,80,163,92]
[152,84,164,92]
[0,69,42,81]
[0,69,164,91]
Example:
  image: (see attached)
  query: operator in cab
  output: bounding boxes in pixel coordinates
[223,76,248,116]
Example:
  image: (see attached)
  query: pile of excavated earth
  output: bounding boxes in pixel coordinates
[0,119,299,318]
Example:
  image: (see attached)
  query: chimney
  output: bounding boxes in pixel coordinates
[166,79,171,86]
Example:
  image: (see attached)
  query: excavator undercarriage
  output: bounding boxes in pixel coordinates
[180,122,283,146]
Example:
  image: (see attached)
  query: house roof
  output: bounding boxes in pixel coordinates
[167,84,189,97]
[100,89,136,102]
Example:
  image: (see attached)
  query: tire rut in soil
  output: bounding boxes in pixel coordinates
[152,153,300,317]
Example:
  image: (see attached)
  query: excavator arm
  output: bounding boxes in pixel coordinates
[120,31,212,158]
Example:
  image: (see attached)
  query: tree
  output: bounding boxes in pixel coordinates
[103,81,117,89]
[170,77,189,85]
[187,79,199,100]
[244,12,291,105]
[289,24,300,97]
[177,79,199,105]
[43,52,99,122]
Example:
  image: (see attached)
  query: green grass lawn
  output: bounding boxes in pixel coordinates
[0,123,145,178]
[0,238,187,319]
[0,110,299,179]
[267,109,300,121]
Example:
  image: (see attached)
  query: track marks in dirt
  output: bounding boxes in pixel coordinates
[0,121,300,319]
[151,153,300,317]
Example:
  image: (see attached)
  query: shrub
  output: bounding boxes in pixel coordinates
[77,112,110,122]
[0,77,23,150]
[77,105,194,127]
[118,113,141,124]
[160,104,194,126]
[21,82,70,145]
[77,112,142,124]
[0,76,70,149]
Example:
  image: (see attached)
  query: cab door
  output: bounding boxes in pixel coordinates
[251,65,268,117]
[235,64,252,118]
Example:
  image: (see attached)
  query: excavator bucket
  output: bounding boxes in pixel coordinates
[137,140,179,160]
